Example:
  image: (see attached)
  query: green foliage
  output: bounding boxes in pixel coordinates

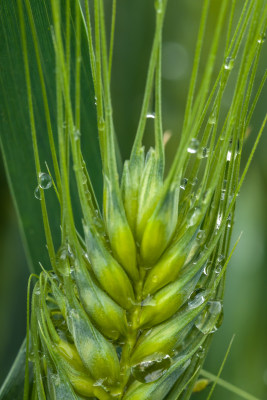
[0,0,102,273]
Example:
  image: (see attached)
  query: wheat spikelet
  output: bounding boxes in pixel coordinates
[19,0,267,399]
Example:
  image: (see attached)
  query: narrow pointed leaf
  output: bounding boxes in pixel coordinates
[0,0,102,273]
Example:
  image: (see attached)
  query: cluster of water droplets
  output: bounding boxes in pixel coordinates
[214,254,224,275]
[34,172,52,200]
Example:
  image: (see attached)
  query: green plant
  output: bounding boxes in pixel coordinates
[0,0,266,399]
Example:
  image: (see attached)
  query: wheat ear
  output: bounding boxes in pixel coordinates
[19,0,267,399]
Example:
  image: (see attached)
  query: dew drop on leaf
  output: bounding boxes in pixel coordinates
[180,177,188,190]
[208,114,216,125]
[215,264,222,274]
[209,300,222,315]
[196,230,206,241]
[227,213,232,228]
[227,150,232,161]
[191,177,198,186]
[146,112,156,119]
[74,128,81,141]
[198,146,209,159]
[188,207,201,227]
[217,254,225,263]
[257,32,266,44]
[196,345,205,359]
[188,290,206,309]
[224,56,234,70]
[155,0,163,14]
[132,354,171,383]
[195,301,222,334]
[187,138,200,153]
[38,172,52,190]
[216,213,222,230]
[34,186,41,200]
[203,261,212,276]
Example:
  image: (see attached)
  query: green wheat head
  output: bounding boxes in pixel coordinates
[17,0,267,399]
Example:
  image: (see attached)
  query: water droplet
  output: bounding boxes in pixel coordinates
[132,354,171,383]
[224,56,234,70]
[227,150,232,161]
[93,378,109,391]
[56,244,74,276]
[28,349,35,362]
[209,300,222,315]
[208,114,216,125]
[180,178,188,190]
[187,138,200,154]
[217,254,225,263]
[203,261,212,276]
[192,177,198,186]
[51,373,61,387]
[155,0,163,13]
[81,172,87,185]
[227,213,232,228]
[196,346,205,359]
[215,264,222,274]
[202,189,211,204]
[94,96,98,105]
[188,207,201,227]
[196,230,206,241]
[74,128,81,141]
[221,179,227,192]
[34,186,41,200]
[146,112,155,119]
[216,213,222,230]
[38,172,52,190]
[257,32,266,44]
[198,146,209,159]
[98,117,105,132]
[195,301,222,334]
[188,290,206,309]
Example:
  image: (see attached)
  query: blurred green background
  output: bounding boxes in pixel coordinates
[0,0,267,398]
